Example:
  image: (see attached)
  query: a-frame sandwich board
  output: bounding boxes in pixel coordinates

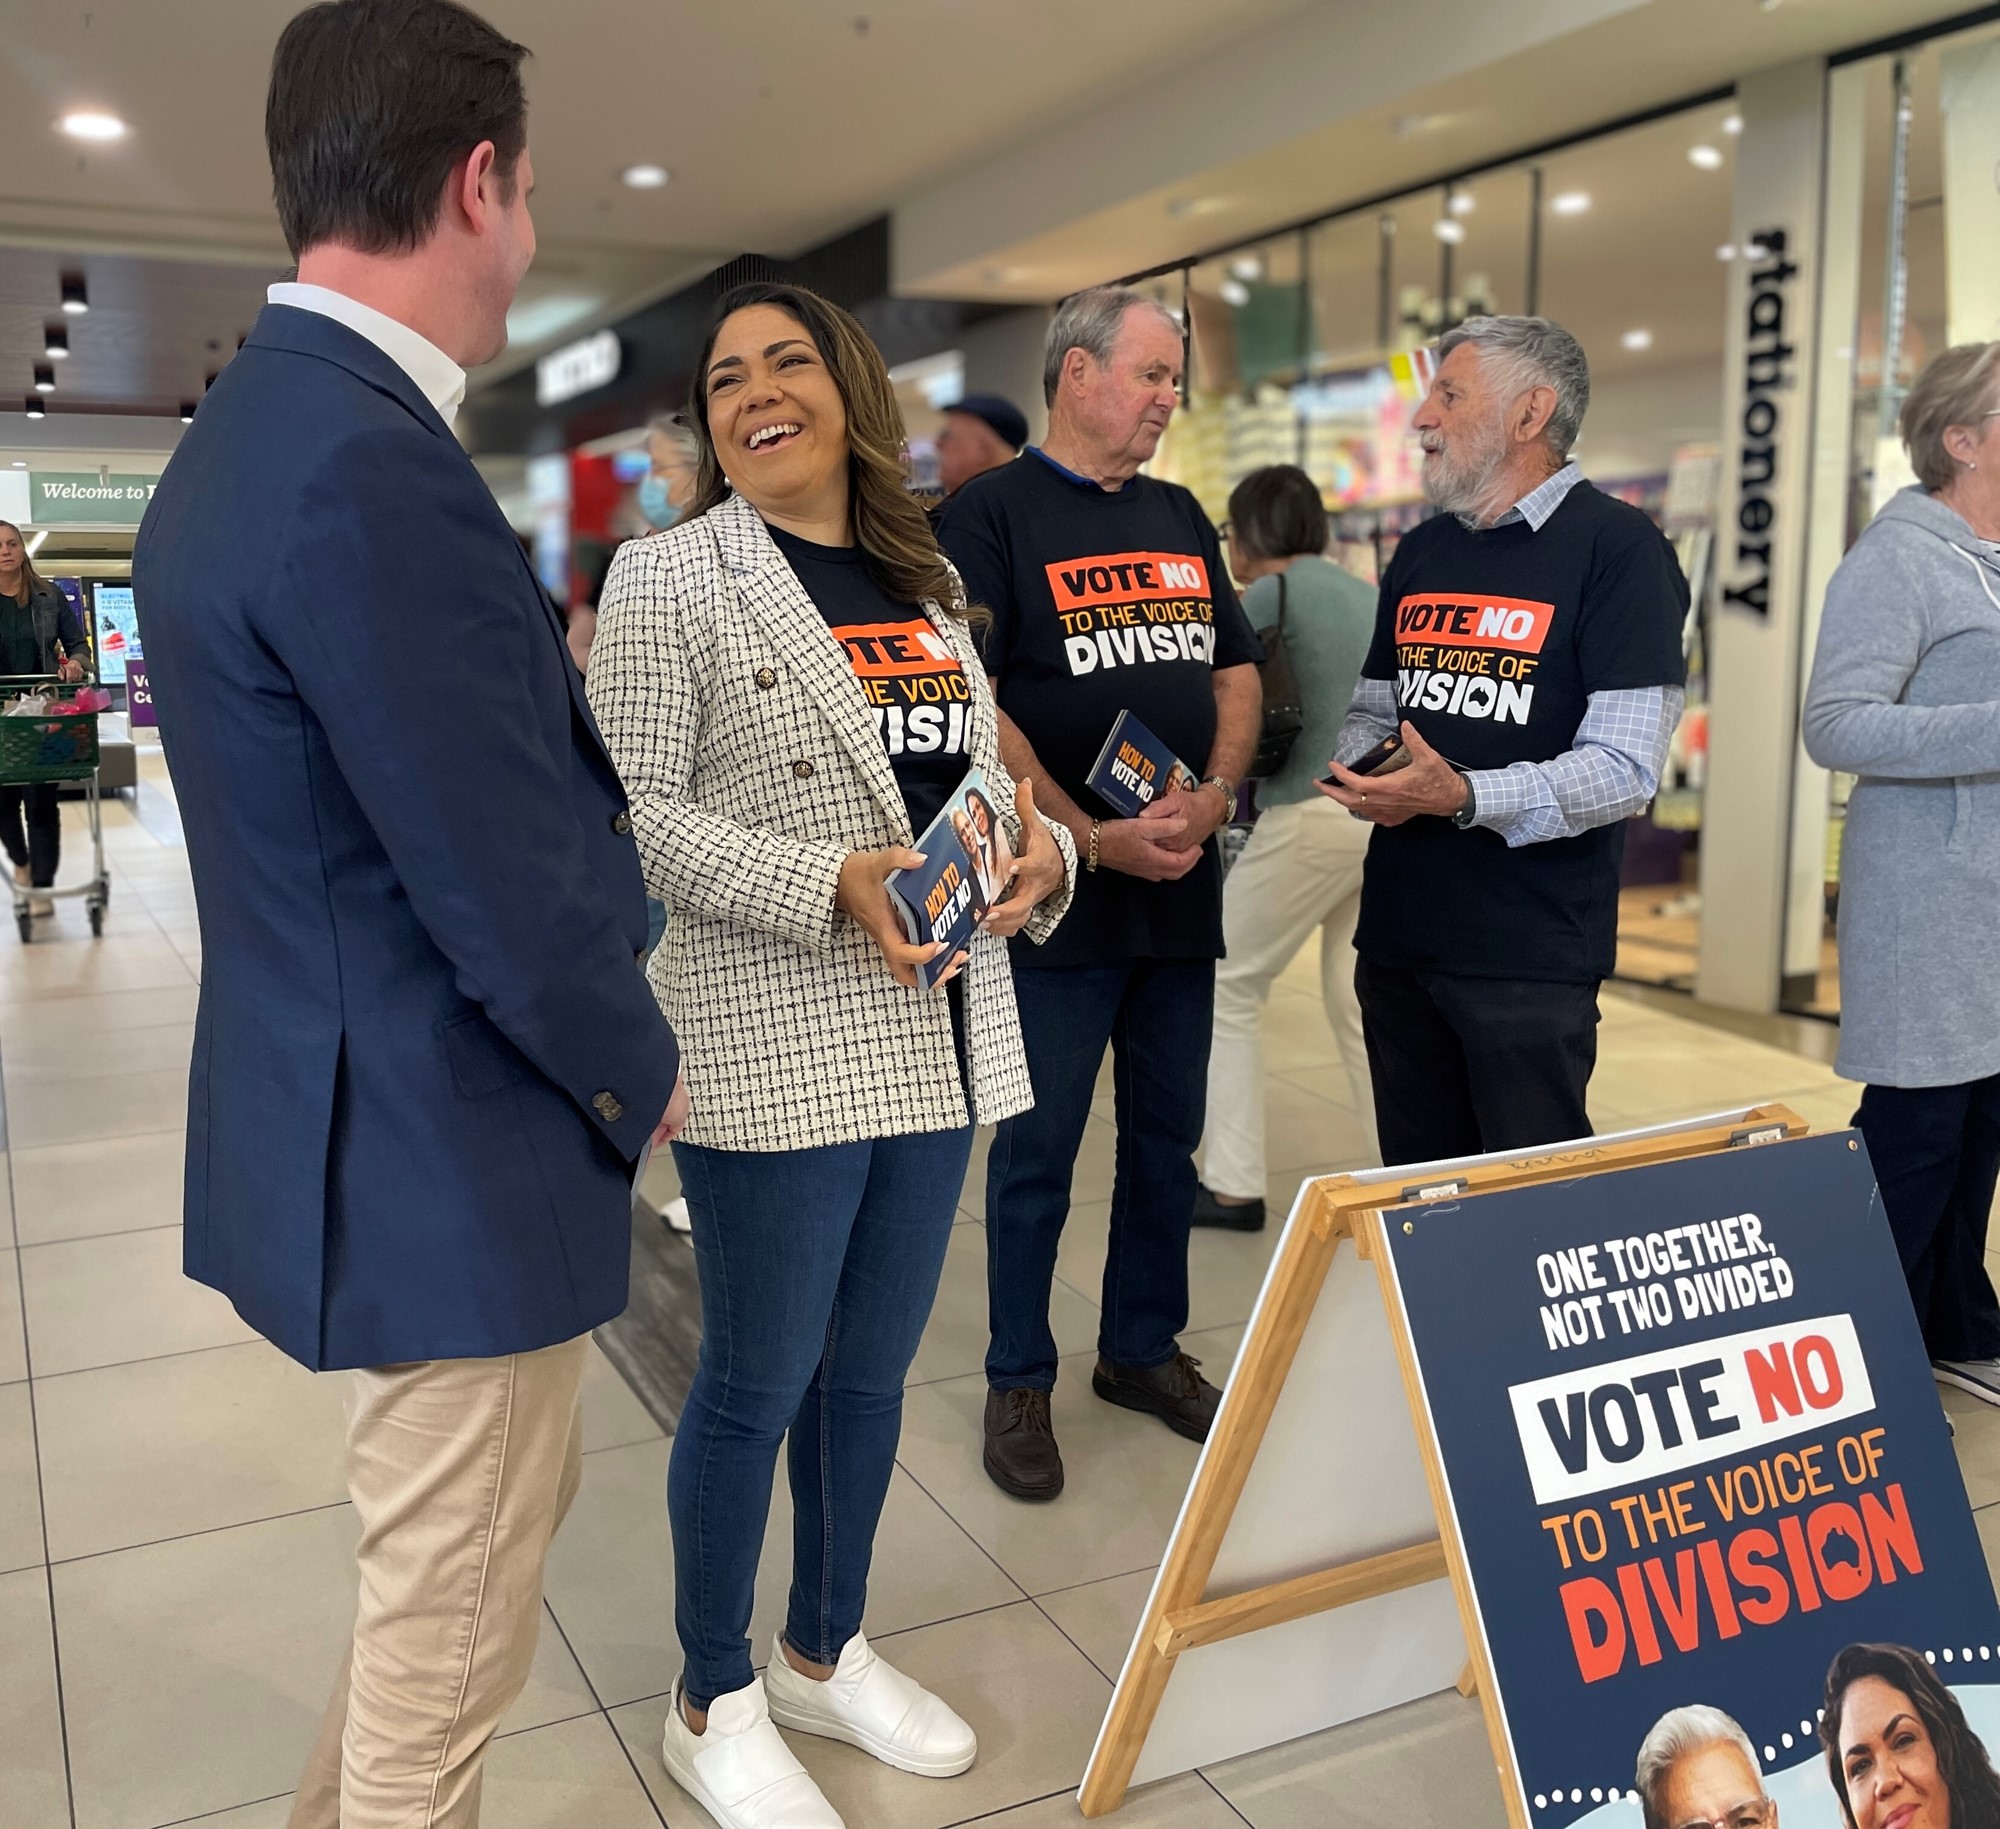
[1078,1103,1810,1819]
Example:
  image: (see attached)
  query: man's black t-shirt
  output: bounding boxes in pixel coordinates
[937,451,1262,968]
[1354,480,1688,983]
[768,524,973,839]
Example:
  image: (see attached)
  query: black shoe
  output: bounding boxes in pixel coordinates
[983,1387,1064,1501]
[1191,1181,1266,1232]
[1092,1352,1222,1443]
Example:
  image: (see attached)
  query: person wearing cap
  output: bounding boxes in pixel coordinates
[935,393,1028,498]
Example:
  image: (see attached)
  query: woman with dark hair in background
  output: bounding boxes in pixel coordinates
[0,520,87,918]
[1194,465,1378,1230]
[588,281,1072,1829]
[1822,1641,2000,1828]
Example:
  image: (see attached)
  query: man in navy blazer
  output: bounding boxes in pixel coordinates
[132,4,682,1822]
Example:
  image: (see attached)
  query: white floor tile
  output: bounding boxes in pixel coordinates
[36,1339,348,1561]
[0,1380,45,1573]
[4,1064,189,1148]
[0,1247,24,1384]
[582,1336,665,1454]
[2,1016,193,1082]
[19,1224,255,1376]
[1200,1689,1505,1829]
[480,1712,665,1829]
[0,981,199,1041]
[55,1506,595,1829]
[1036,1567,1157,1682]
[13,1128,185,1244]
[974,1774,1248,1826]
[0,1568,69,1829]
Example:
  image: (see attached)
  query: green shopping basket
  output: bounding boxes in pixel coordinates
[0,709,100,784]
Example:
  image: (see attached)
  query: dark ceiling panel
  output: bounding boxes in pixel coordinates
[0,248,284,416]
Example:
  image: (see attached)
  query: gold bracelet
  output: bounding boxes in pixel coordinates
[1086,818,1102,873]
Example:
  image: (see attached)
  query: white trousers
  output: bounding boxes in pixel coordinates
[1202,797,1376,1198]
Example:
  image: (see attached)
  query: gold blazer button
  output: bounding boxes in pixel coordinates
[755,667,777,689]
[611,811,633,836]
[792,759,815,779]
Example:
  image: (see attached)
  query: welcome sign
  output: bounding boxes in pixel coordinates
[1383,1133,2000,1826]
[31,472,160,525]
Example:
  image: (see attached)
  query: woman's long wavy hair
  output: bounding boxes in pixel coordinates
[0,522,47,603]
[685,280,967,619]
[1821,1642,2000,1829]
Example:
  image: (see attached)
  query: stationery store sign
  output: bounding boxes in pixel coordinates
[1720,229,1800,618]
[31,472,160,525]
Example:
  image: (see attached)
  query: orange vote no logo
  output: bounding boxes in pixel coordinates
[1394,592,1554,654]
[1046,551,1211,611]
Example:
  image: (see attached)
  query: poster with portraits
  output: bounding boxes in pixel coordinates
[1383,1130,2000,1829]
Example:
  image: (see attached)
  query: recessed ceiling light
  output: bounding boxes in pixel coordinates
[60,275,88,315]
[43,326,68,359]
[1722,113,1744,135]
[1230,254,1262,282]
[10,460,24,468]
[58,109,128,142]
[1743,239,1770,260]
[620,163,669,190]
[1218,277,1251,308]
[179,401,196,423]
[1449,192,1476,217]
[33,366,55,394]
[24,398,44,420]
[1622,328,1654,351]
[1550,191,1591,216]
[1688,143,1725,171]
[1432,218,1466,244]
[1717,244,1738,261]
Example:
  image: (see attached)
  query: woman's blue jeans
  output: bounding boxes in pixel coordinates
[667,1123,972,1710]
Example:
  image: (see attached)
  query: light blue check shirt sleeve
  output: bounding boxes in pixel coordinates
[1462,685,1684,846]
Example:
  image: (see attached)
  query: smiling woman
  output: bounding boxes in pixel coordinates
[583,279,1074,1829]
[1821,1642,2000,1829]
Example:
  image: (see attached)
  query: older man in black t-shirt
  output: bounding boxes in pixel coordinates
[939,288,1262,1501]
[1325,316,1688,1168]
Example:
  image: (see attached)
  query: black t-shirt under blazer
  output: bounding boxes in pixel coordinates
[1354,480,1688,984]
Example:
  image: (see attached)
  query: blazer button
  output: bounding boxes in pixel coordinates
[611,811,633,836]
[792,759,815,779]
[593,1090,624,1123]
[755,667,777,690]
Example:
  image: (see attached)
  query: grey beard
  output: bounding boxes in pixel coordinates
[1423,440,1513,528]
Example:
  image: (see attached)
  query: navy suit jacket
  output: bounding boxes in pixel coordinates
[133,304,680,1370]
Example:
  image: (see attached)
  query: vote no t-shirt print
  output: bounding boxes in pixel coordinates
[1391,590,1553,728]
[1045,549,1222,677]
[833,616,973,759]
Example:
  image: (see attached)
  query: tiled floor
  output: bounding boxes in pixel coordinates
[4,748,1998,1829]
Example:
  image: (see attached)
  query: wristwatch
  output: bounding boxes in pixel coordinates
[1451,768,1479,829]
[1201,775,1238,823]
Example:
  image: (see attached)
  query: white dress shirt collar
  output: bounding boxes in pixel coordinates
[267,281,467,428]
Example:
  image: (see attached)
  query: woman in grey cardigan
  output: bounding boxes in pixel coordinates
[1802,342,2000,1408]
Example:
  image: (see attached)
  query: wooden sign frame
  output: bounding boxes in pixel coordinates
[1079,1103,1811,1819]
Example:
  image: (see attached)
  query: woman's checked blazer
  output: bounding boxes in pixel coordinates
[588,491,1075,1153]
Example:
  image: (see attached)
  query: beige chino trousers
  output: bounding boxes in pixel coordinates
[289,1333,588,1829]
[1203,797,1377,1198]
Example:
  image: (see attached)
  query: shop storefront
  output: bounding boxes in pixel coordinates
[1107,6,2000,1019]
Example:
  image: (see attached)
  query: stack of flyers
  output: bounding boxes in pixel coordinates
[885,768,1015,989]
[1085,710,1198,817]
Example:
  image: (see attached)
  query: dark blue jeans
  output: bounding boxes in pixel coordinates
[668,1123,972,1710]
[1856,1076,2000,1364]
[986,956,1214,1390]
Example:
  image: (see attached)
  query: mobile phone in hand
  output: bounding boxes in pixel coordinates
[1321,734,1411,787]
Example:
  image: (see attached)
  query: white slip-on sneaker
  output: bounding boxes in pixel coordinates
[1935,1358,2000,1407]
[764,1631,976,1779]
[660,1676,844,1829]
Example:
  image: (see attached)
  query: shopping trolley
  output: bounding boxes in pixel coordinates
[0,674,110,941]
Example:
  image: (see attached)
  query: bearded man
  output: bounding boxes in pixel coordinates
[1321,315,1688,1166]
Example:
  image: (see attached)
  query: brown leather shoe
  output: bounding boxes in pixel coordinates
[1091,1352,1222,1443]
[982,1387,1064,1501]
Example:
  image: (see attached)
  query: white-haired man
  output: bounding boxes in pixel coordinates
[937,286,1263,1500]
[1635,1705,1777,1829]
[1323,314,1688,1166]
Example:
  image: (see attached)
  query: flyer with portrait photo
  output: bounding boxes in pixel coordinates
[1084,709,1199,817]
[885,767,1013,990]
